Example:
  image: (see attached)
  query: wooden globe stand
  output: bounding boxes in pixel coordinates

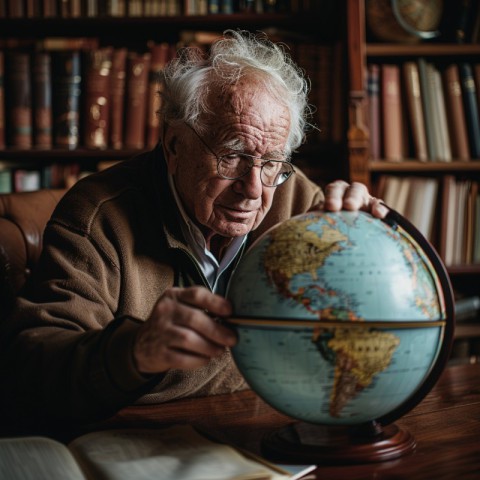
[262,420,416,464]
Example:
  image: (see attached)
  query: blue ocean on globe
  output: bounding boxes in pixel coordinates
[227,210,447,425]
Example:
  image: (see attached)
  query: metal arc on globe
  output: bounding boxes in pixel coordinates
[226,210,453,426]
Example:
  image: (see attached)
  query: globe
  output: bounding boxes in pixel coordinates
[366,0,443,43]
[226,210,454,462]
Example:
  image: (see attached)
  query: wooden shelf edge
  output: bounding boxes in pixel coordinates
[447,264,480,275]
[0,148,146,162]
[366,43,480,57]
[368,160,480,173]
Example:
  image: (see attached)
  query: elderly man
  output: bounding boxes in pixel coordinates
[0,30,386,431]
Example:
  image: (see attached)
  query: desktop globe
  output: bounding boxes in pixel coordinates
[226,209,454,463]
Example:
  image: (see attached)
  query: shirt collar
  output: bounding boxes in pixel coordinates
[167,174,247,292]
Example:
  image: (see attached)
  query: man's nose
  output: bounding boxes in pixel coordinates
[233,164,263,198]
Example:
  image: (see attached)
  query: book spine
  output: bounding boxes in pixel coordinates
[402,62,428,162]
[431,66,452,162]
[367,63,381,160]
[440,174,456,265]
[42,0,58,17]
[32,51,53,149]
[145,42,170,149]
[442,64,470,161]
[109,47,128,150]
[221,0,234,14]
[459,62,480,159]
[83,48,113,149]
[6,51,32,148]
[417,58,437,160]
[124,51,151,149]
[208,0,220,14]
[0,169,12,193]
[425,63,446,162]
[381,64,403,161]
[51,50,82,150]
[7,0,24,17]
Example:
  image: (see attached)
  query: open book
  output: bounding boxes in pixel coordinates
[0,424,316,480]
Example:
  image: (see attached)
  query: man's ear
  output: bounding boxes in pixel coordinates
[161,125,179,175]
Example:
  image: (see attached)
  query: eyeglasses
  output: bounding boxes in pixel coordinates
[184,123,295,187]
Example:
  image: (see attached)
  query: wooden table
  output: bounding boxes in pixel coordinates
[105,362,480,479]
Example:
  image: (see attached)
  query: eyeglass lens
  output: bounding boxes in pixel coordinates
[217,154,293,186]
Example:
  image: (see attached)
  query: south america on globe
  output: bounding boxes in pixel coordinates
[226,210,452,427]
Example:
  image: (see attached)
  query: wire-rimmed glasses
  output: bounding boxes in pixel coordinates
[185,123,295,187]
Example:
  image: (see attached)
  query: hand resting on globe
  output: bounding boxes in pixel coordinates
[319,180,389,219]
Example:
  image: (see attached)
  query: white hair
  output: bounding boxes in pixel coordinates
[158,29,312,155]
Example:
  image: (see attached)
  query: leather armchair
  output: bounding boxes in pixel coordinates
[0,189,66,317]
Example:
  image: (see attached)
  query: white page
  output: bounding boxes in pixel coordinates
[69,425,290,480]
[0,437,86,480]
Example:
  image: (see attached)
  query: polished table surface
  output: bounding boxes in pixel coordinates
[105,362,480,480]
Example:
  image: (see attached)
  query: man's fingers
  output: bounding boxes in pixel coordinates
[324,180,388,218]
[164,286,232,317]
[323,180,350,211]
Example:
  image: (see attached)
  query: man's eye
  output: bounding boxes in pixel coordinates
[222,154,242,165]
[262,161,281,173]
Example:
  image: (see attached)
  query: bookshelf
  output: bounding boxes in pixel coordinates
[346,0,480,363]
[0,3,349,192]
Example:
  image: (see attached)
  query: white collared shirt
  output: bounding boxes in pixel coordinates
[168,175,247,295]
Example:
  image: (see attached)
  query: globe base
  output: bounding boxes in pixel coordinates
[261,421,416,464]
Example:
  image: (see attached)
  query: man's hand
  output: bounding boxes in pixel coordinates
[323,180,389,218]
[133,287,236,374]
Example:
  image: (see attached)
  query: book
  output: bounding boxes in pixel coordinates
[402,61,428,161]
[465,180,478,263]
[51,50,82,150]
[82,48,113,149]
[123,51,151,149]
[417,58,437,160]
[145,42,170,149]
[443,63,470,161]
[108,48,128,150]
[32,51,53,149]
[394,176,411,216]
[403,177,439,242]
[452,179,470,265]
[431,65,452,162]
[38,38,100,51]
[0,424,316,480]
[455,295,480,321]
[425,62,450,162]
[440,174,457,266]
[459,62,480,159]
[381,64,403,161]
[43,0,58,17]
[5,51,32,149]
[380,174,402,209]
[7,0,24,17]
[0,168,12,193]
[13,169,41,192]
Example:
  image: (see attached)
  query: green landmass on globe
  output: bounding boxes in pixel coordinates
[227,210,448,425]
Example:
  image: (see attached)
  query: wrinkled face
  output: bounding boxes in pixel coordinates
[163,78,290,242]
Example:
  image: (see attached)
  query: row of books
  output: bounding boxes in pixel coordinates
[0,35,340,151]
[0,0,317,18]
[367,59,480,162]
[0,159,119,193]
[376,174,480,267]
[0,40,174,151]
